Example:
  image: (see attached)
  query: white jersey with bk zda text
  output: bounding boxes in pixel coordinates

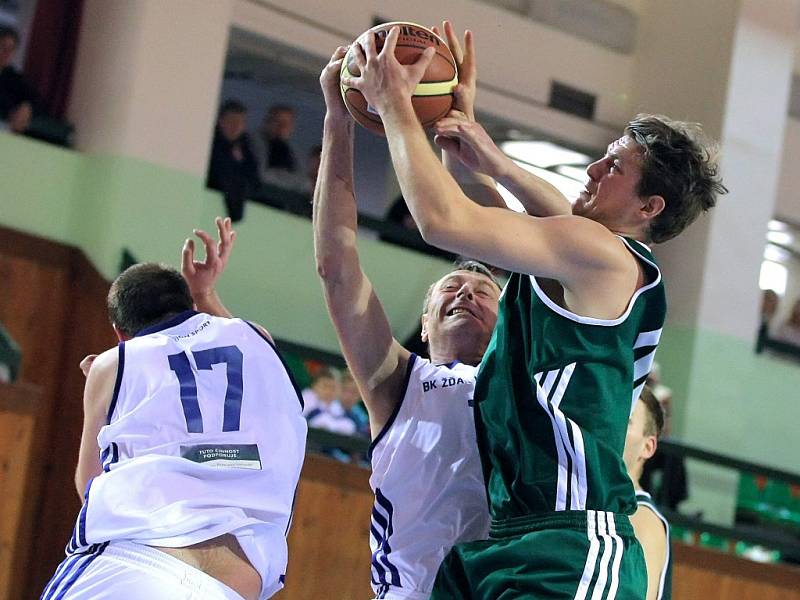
[67,311,307,600]
[368,355,490,599]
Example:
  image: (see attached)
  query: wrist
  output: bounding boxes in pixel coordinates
[324,111,352,128]
[379,97,417,128]
[191,288,218,304]
[492,154,517,184]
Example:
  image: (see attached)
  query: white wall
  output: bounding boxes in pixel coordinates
[230,0,630,150]
[69,0,234,176]
[775,117,800,224]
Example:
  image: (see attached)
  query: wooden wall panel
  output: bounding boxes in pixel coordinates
[0,383,43,600]
[4,225,800,600]
[0,226,115,599]
[673,543,800,600]
[280,455,374,600]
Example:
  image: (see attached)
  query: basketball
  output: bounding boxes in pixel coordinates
[340,22,458,136]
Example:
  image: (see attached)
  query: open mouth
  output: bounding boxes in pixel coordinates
[446,306,478,319]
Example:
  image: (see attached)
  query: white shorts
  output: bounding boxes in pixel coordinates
[41,541,245,600]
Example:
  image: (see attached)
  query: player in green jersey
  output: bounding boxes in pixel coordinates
[624,386,672,600]
[340,23,725,598]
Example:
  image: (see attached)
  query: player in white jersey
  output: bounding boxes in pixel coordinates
[312,26,516,600]
[40,219,307,600]
[624,386,672,600]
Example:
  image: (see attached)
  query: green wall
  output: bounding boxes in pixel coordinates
[0,132,452,354]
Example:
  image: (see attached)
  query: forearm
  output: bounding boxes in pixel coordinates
[313,115,359,281]
[495,162,572,217]
[382,103,475,245]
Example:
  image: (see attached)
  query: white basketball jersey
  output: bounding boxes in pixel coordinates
[67,311,307,600]
[368,355,490,598]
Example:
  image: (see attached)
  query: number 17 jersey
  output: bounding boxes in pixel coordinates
[70,311,307,599]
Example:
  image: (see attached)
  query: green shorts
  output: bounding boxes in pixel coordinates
[431,510,646,599]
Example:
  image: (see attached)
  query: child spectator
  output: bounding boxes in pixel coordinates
[302,368,355,436]
[340,370,370,438]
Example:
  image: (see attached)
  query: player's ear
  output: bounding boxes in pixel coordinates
[640,194,665,220]
[642,435,657,461]
[420,314,429,343]
[112,323,131,342]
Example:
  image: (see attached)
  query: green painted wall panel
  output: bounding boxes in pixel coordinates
[0,133,453,355]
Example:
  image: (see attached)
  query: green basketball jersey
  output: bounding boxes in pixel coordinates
[636,490,672,600]
[474,236,666,520]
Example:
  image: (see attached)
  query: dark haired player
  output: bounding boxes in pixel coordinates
[41,219,306,600]
[341,23,725,598]
[624,387,672,600]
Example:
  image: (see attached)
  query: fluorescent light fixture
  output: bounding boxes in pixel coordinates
[555,165,589,182]
[759,260,787,295]
[763,243,791,263]
[500,141,591,168]
[766,230,793,246]
[497,160,585,205]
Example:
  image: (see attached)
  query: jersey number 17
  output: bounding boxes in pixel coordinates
[167,345,243,433]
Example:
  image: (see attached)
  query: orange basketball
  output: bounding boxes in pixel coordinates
[340,22,458,136]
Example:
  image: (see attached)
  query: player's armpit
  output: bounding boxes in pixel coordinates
[74,347,119,498]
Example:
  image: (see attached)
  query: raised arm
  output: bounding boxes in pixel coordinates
[313,47,411,436]
[340,29,638,318]
[182,217,273,341]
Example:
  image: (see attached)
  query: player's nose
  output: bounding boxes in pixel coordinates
[456,284,474,299]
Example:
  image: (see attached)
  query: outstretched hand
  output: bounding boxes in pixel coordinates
[340,26,435,116]
[181,216,236,302]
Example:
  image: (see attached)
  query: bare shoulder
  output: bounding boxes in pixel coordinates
[90,347,120,376]
[631,504,668,541]
[83,346,120,412]
[247,321,274,344]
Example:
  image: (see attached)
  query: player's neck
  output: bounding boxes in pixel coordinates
[429,346,483,367]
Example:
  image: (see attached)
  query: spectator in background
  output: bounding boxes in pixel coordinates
[384,194,418,233]
[206,99,259,222]
[756,289,779,353]
[772,297,800,348]
[0,26,39,134]
[304,144,322,195]
[641,363,689,511]
[302,368,356,435]
[252,104,299,190]
[340,370,370,438]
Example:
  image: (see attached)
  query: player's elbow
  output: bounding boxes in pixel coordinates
[416,210,472,253]
[315,249,341,283]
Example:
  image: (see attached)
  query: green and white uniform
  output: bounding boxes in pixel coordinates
[432,237,665,599]
[635,490,672,600]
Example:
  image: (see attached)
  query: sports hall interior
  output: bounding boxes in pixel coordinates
[2,0,800,598]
